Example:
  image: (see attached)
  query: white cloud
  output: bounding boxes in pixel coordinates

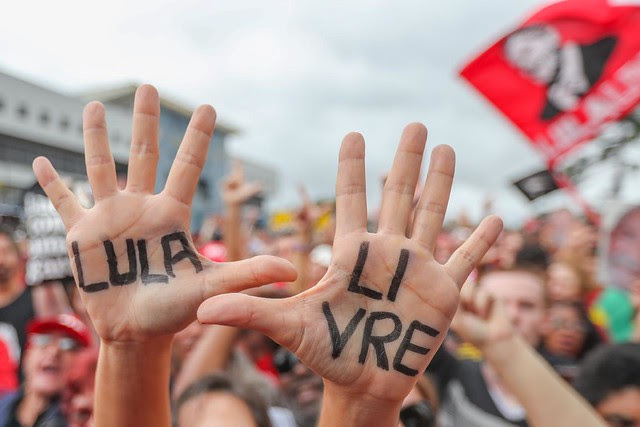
[2,0,606,226]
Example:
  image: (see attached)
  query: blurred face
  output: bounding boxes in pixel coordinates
[597,387,640,427]
[0,234,19,284]
[481,271,546,346]
[542,305,586,358]
[24,332,80,396]
[547,262,581,302]
[275,350,323,426]
[178,392,257,427]
[66,381,94,427]
[609,209,640,291]
[505,27,560,83]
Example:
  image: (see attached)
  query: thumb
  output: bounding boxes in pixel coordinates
[204,255,297,295]
[197,294,301,350]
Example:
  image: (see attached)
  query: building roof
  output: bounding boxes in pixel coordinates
[80,83,238,134]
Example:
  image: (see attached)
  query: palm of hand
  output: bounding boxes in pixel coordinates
[291,233,460,401]
[198,124,503,403]
[67,192,207,341]
[33,86,297,343]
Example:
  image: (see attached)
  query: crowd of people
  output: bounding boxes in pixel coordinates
[0,85,638,427]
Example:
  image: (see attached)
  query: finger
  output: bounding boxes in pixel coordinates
[163,105,216,205]
[83,102,118,201]
[378,123,427,235]
[335,132,367,236]
[32,157,84,229]
[126,85,160,193]
[233,159,244,182]
[204,255,298,295]
[411,145,455,250]
[445,215,503,288]
[198,294,300,349]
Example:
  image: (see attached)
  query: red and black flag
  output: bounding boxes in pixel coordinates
[461,0,640,166]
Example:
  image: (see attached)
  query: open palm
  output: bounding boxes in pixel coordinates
[32,85,296,342]
[198,124,502,403]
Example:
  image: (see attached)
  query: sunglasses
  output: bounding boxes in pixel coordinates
[30,333,80,352]
[400,400,436,427]
[273,349,299,374]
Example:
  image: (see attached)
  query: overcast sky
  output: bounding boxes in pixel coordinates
[3,0,637,227]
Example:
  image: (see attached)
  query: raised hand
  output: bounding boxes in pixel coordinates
[220,160,262,207]
[32,85,296,343]
[198,123,503,412]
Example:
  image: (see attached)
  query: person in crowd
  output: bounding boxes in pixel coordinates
[0,314,91,426]
[574,342,640,427]
[538,301,589,380]
[30,85,503,426]
[0,229,71,392]
[429,265,549,426]
[61,348,98,427]
[175,373,272,427]
[448,280,604,426]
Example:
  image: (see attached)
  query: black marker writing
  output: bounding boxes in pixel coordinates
[161,232,203,278]
[72,231,202,293]
[347,241,382,300]
[137,240,168,285]
[72,241,108,293]
[359,311,402,370]
[387,249,409,302]
[104,239,137,286]
[393,320,439,377]
[322,301,366,358]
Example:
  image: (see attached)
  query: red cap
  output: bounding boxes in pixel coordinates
[27,314,91,348]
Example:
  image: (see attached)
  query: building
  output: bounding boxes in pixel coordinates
[0,71,277,232]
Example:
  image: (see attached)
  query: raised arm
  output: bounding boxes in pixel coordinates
[451,283,606,427]
[32,85,297,427]
[198,123,503,426]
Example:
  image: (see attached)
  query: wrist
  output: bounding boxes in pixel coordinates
[481,332,522,366]
[319,381,402,427]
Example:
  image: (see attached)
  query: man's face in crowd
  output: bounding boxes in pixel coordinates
[609,208,640,291]
[542,304,586,358]
[597,387,640,427]
[177,391,258,427]
[0,234,19,284]
[24,332,80,396]
[480,270,546,346]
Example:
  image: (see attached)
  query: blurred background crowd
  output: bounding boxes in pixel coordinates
[0,164,639,426]
[1,0,640,425]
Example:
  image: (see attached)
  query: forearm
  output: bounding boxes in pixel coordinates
[96,338,173,427]
[483,335,604,427]
[318,382,402,427]
[224,204,245,261]
[291,229,312,293]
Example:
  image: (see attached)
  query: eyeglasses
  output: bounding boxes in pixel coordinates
[603,414,639,427]
[30,333,80,352]
[400,400,436,427]
[273,349,299,374]
[550,318,586,332]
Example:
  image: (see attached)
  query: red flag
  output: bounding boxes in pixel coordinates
[461,0,640,165]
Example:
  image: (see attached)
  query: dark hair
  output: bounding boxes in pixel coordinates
[175,373,272,427]
[515,243,550,270]
[574,343,640,406]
